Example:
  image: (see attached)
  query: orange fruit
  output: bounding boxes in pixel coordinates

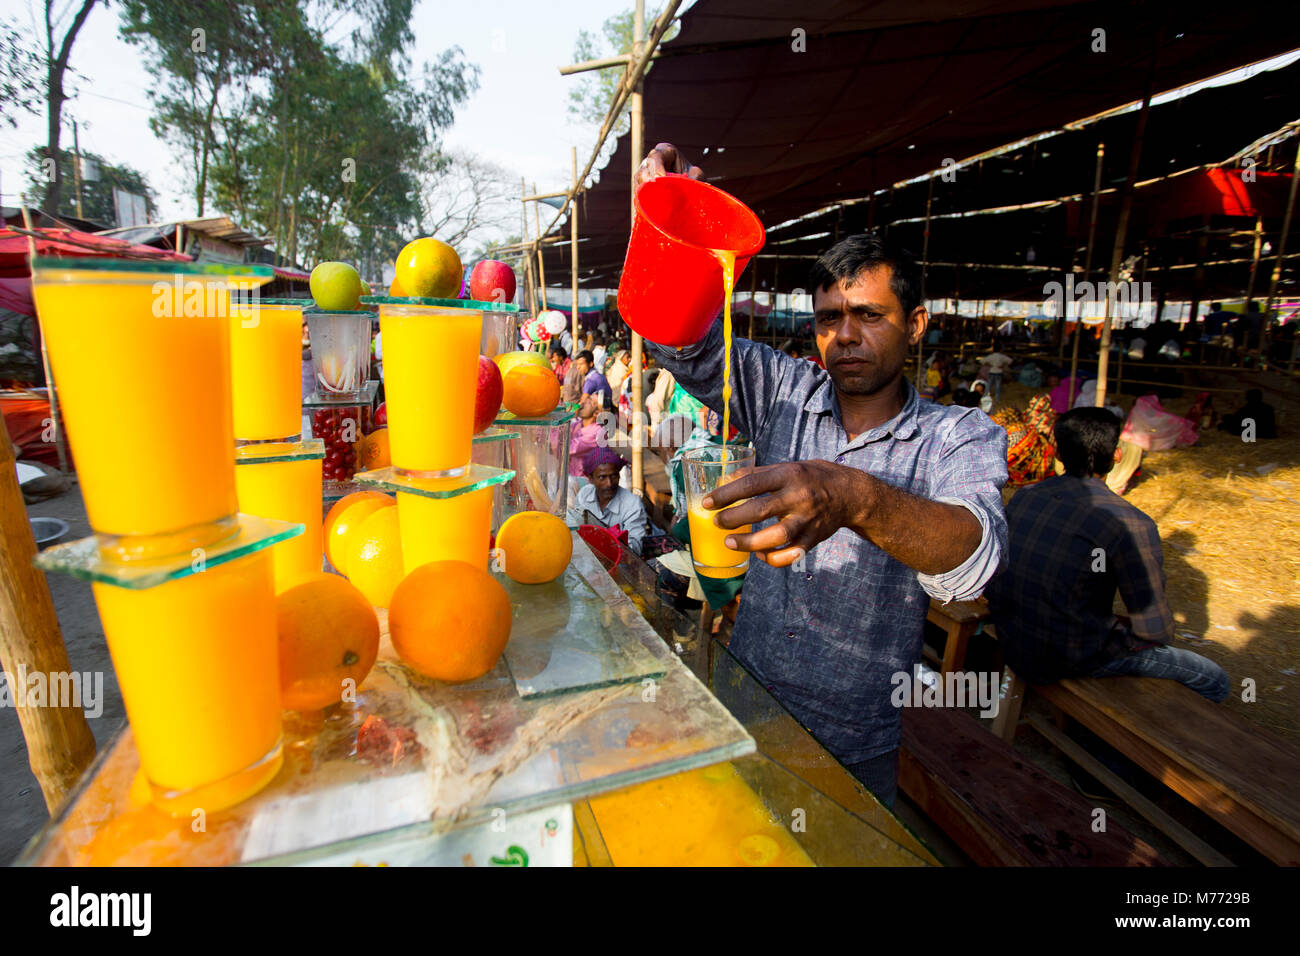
[354,428,390,471]
[389,561,513,682]
[395,237,462,299]
[324,491,395,575]
[276,573,380,710]
[494,511,572,584]
[388,275,405,296]
[347,505,405,608]
[502,364,561,418]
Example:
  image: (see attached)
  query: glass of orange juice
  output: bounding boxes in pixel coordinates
[397,487,494,572]
[235,440,325,591]
[229,299,309,441]
[683,445,756,578]
[371,296,512,477]
[29,257,272,559]
[89,543,285,815]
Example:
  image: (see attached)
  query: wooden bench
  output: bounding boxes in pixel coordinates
[922,597,988,675]
[898,705,1166,866]
[1027,676,1300,866]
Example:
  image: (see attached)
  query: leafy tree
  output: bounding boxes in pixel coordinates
[118,0,272,216]
[566,6,676,137]
[0,18,45,128]
[37,0,101,214]
[24,145,158,225]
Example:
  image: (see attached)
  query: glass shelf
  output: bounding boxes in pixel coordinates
[473,427,520,444]
[18,533,754,866]
[499,564,666,699]
[33,514,304,590]
[362,295,520,313]
[354,463,515,500]
[235,438,324,465]
[494,403,578,428]
[303,380,379,408]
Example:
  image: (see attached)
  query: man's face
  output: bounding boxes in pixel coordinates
[590,463,620,502]
[813,265,926,397]
[576,357,591,376]
[549,352,562,369]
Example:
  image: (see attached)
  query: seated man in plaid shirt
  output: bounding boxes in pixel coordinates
[987,407,1229,701]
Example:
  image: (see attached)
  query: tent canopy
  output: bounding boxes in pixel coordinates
[543,0,1300,295]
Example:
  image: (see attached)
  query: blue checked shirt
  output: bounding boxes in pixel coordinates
[649,322,1008,763]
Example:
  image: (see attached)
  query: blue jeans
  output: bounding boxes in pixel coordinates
[845,750,898,808]
[987,370,1003,401]
[1088,644,1230,702]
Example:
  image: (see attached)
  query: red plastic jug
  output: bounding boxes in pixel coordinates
[617,175,765,346]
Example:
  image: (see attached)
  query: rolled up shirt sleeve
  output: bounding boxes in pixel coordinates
[915,410,1009,603]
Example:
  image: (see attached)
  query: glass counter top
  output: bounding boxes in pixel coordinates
[18,533,754,866]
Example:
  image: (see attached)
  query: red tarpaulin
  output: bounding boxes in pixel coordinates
[0,227,191,316]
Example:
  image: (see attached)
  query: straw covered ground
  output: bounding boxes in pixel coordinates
[994,375,1300,747]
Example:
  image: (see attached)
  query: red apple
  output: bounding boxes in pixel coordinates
[373,402,387,427]
[474,355,503,434]
[469,260,517,305]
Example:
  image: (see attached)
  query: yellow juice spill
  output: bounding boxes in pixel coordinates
[586,762,814,867]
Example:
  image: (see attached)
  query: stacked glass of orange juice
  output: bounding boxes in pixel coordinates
[229,298,325,592]
[30,258,302,816]
[354,295,518,571]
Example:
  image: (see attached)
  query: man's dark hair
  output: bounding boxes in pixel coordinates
[578,349,595,365]
[1247,300,1260,313]
[549,345,567,359]
[1054,407,1122,478]
[952,387,979,408]
[1211,302,1223,312]
[808,232,922,317]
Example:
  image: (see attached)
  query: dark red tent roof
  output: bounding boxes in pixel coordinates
[543,0,1300,288]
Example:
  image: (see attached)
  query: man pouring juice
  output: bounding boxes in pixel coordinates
[634,144,1008,807]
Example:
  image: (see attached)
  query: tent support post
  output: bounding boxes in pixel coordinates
[1069,140,1105,391]
[917,173,934,389]
[1265,136,1300,370]
[571,147,580,349]
[629,0,645,501]
[1096,30,1161,409]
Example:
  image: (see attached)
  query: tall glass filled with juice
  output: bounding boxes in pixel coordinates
[229,300,307,441]
[91,549,283,814]
[396,486,493,572]
[684,445,756,578]
[374,299,484,476]
[235,443,325,590]
[29,258,272,557]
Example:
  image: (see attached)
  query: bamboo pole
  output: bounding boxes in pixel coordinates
[0,415,97,811]
[629,0,645,499]
[571,147,580,350]
[520,177,536,317]
[1069,141,1105,391]
[532,182,548,315]
[1264,137,1300,369]
[1096,31,1161,410]
[19,204,69,474]
[748,260,757,342]
[917,173,934,389]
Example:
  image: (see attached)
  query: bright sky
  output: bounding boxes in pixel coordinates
[0,0,644,231]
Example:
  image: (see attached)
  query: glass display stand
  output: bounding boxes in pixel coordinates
[302,378,379,410]
[33,514,304,589]
[18,534,754,866]
[352,463,515,499]
[235,438,325,465]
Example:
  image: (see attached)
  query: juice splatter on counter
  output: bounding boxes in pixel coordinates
[585,762,814,866]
